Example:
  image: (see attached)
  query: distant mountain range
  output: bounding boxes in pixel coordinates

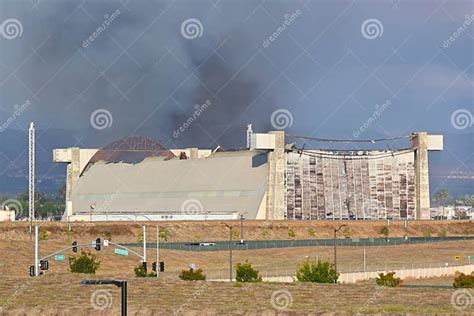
[0,128,472,197]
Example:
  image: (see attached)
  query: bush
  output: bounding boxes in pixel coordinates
[134,263,156,277]
[422,229,432,238]
[159,228,171,241]
[376,272,401,287]
[232,229,240,241]
[235,260,262,283]
[261,229,270,239]
[288,228,296,238]
[453,272,474,288]
[343,227,352,239]
[296,259,339,283]
[69,250,100,274]
[437,229,447,237]
[179,268,206,281]
[463,228,470,236]
[39,227,48,241]
[307,228,316,237]
[380,226,389,238]
[103,231,112,241]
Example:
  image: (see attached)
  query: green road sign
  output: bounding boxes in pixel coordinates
[54,255,65,261]
[114,248,129,256]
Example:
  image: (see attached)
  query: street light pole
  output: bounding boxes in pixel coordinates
[333,224,347,277]
[222,223,233,282]
[240,214,244,244]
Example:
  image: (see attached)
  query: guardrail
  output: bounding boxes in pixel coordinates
[124,236,474,252]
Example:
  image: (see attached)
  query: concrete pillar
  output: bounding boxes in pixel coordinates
[189,148,199,159]
[266,131,286,220]
[410,132,430,219]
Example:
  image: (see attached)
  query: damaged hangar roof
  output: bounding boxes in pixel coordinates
[72,150,268,218]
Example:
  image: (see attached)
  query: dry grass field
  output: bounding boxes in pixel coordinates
[1,220,473,314]
[1,274,473,315]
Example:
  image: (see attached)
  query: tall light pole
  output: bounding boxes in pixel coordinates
[333,224,347,275]
[28,122,35,232]
[239,213,244,244]
[223,223,233,282]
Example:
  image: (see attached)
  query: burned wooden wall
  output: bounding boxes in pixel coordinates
[285,150,416,220]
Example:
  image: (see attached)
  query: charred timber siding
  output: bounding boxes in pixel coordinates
[285,151,416,220]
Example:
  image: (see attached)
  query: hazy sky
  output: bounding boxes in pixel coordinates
[0,0,473,153]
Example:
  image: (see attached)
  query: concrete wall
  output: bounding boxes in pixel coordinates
[265,131,286,220]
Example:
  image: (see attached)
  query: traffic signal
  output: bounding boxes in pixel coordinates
[159,261,165,272]
[29,265,35,277]
[95,238,101,251]
[39,259,49,271]
[72,241,78,253]
[152,262,157,272]
[142,261,147,274]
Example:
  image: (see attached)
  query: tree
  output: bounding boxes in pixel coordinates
[296,259,339,283]
[235,260,262,282]
[434,189,449,206]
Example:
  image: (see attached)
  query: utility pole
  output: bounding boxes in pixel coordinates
[333,224,347,278]
[240,214,244,244]
[223,223,233,282]
[363,248,366,272]
[29,122,35,233]
[143,225,147,269]
[156,224,159,278]
[34,225,39,276]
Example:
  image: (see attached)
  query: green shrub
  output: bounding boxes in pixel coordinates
[235,260,262,283]
[134,263,156,277]
[137,230,144,243]
[179,268,206,281]
[39,227,48,241]
[261,229,270,239]
[463,228,470,236]
[232,229,240,241]
[437,229,447,237]
[288,228,296,238]
[103,231,112,241]
[159,228,171,241]
[422,229,432,238]
[453,272,474,288]
[376,272,401,287]
[307,228,316,237]
[343,227,352,239]
[380,226,389,238]
[69,250,100,274]
[296,259,339,283]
